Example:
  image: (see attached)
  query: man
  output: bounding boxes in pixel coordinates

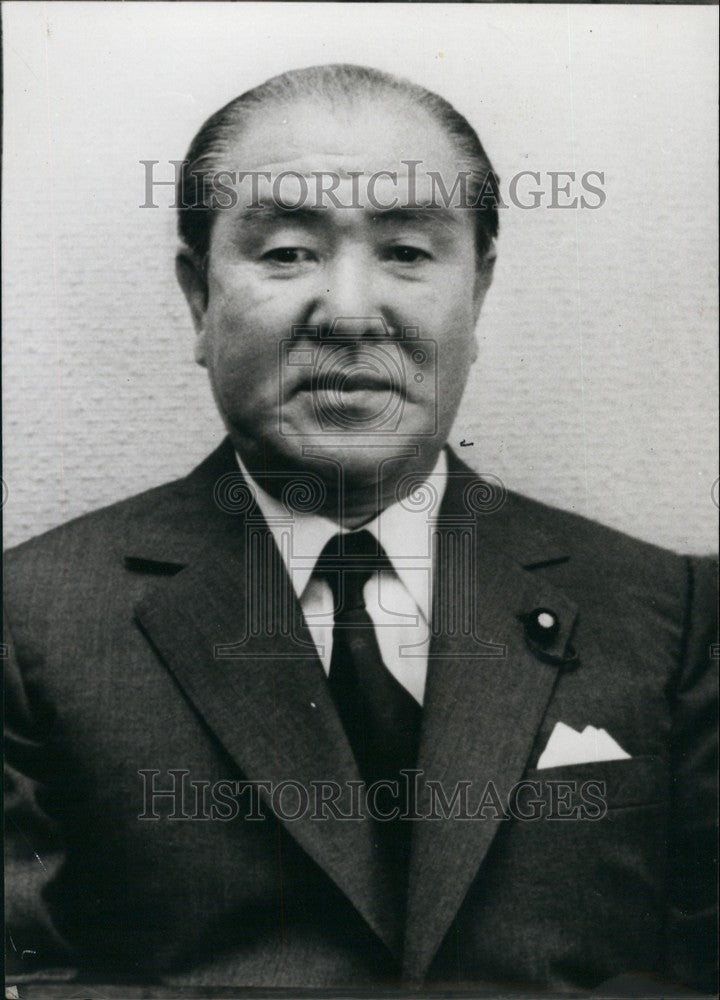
[4,64,717,995]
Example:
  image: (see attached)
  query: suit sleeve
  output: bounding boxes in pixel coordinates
[664,556,718,994]
[3,605,78,983]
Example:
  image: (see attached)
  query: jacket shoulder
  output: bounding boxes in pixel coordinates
[504,486,709,586]
[5,476,185,566]
[4,438,235,574]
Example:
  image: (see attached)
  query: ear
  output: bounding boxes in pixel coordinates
[469,246,496,363]
[175,248,210,366]
[472,245,496,323]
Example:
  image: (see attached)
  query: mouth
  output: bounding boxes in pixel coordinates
[287,340,411,402]
[282,355,415,431]
[293,367,404,397]
[333,372,398,393]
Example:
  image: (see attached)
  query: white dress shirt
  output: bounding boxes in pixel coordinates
[235,452,448,705]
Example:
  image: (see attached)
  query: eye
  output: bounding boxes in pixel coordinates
[261,247,317,266]
[382,245,432,265]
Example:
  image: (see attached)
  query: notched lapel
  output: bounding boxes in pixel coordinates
[131,503,401,958]
[404,459,578,980]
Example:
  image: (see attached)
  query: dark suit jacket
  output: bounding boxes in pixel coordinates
[4,441,717,993]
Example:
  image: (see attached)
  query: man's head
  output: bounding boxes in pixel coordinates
[176,64,499,522]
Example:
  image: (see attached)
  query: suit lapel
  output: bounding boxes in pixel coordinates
[123,441,578,974]
[403,453,578,980]
[129,441,401,957]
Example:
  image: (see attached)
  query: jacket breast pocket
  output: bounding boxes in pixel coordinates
[521,754,668,814]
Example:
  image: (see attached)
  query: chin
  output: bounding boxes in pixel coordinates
[328,441,438,487]
[234,424,443,491]
[294,440,388,481]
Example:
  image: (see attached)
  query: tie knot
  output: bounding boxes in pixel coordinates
[315,530,391,611]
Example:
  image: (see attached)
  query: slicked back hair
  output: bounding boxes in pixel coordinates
[177,63,499,268]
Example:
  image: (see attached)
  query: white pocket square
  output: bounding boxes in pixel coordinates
[537,721,631,769]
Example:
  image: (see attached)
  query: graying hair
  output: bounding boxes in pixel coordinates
[177,63,499,264]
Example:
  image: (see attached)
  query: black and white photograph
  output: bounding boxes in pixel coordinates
[2,3,718,997]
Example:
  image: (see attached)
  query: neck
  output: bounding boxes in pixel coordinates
[234,442,445,527]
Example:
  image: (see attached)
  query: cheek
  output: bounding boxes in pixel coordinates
[421,261,478,324]
[433,294,478,358]
[204,272,294,371]
[432,294,478,386]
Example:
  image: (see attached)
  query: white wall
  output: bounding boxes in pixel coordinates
[2,2,718,553]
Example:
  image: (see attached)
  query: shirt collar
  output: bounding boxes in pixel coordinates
[235,450,448,624]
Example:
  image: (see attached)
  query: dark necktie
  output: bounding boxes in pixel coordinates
[315,530,422,910]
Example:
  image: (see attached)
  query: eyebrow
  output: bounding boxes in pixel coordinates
[367,206,460,228]
[234,202,461,229]
[235,204,324,227]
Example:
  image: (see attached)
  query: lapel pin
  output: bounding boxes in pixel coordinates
[519,607,578,669]
[523,608,559,644]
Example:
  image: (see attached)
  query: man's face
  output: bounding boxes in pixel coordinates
[178,94,492,506]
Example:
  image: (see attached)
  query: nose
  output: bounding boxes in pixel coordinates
[307,247,394,339]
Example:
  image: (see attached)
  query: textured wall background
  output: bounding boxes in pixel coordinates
[3,3,718,553]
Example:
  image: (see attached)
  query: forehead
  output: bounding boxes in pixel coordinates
[222,94,464,184]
